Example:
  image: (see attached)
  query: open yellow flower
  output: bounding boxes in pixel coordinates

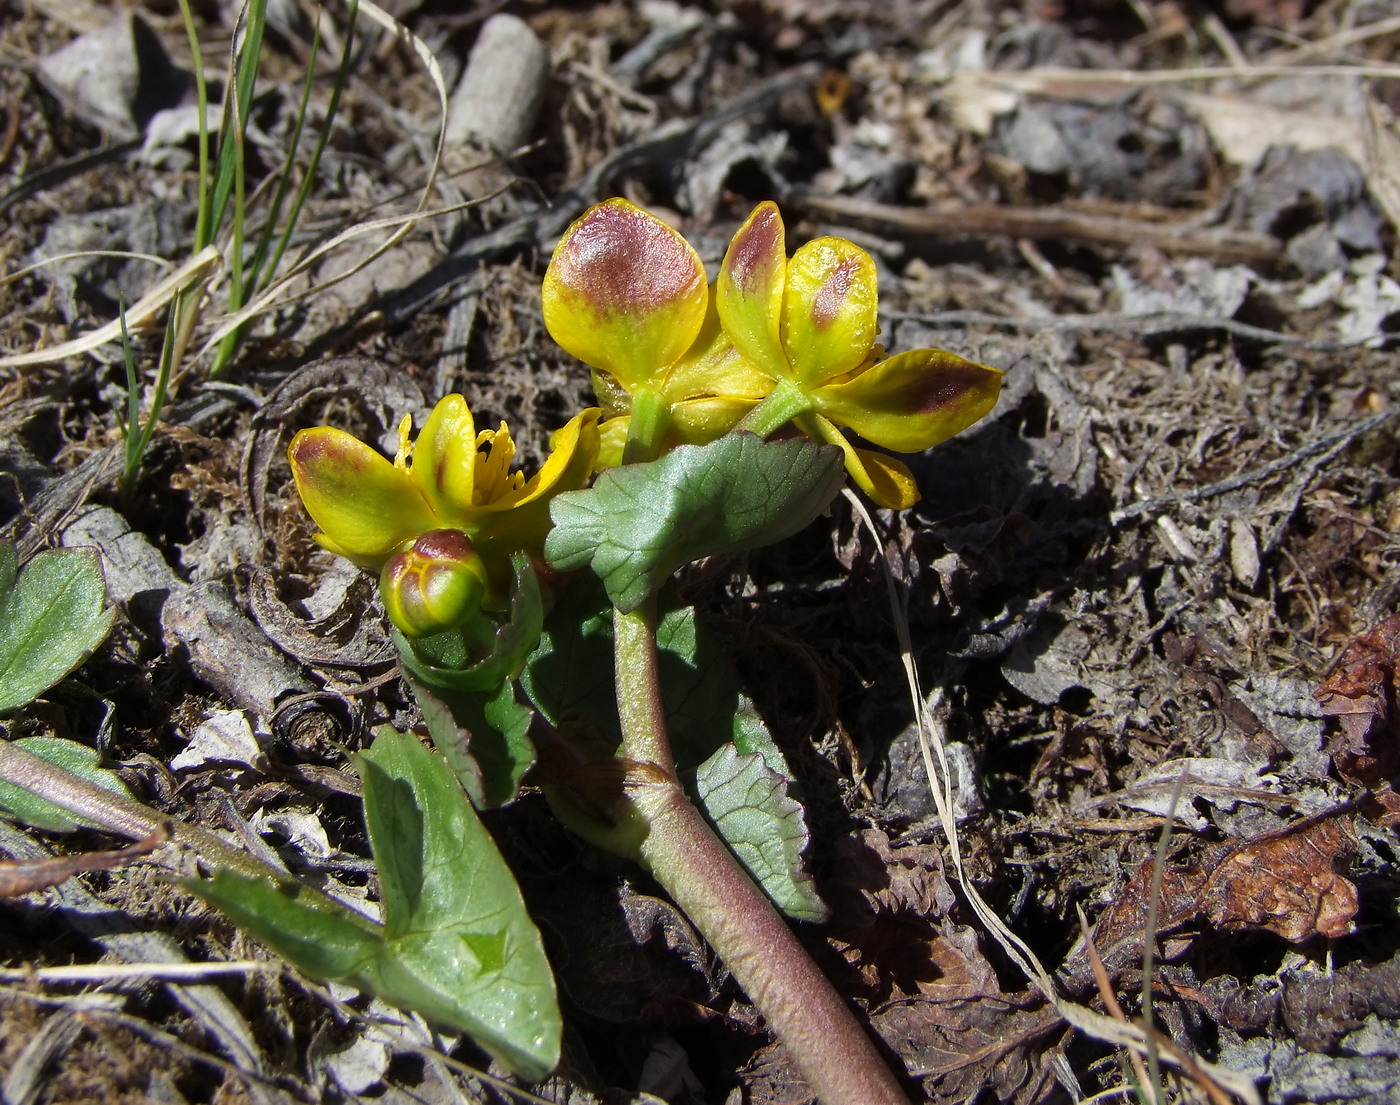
[289,395,601,604]
[543,198,771,466]
[716,201,1003,509]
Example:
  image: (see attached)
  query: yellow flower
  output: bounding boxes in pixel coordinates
[289,395,600,604]
[541,197,1001,508]
[715,202,1003,509]
[542,199,770,465]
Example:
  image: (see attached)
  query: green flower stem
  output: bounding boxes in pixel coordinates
[622,387,670,466]
[611,603,911,1105]
[736,379,814,439]
[0,739,279,883]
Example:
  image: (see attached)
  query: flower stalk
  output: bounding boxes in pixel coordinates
[609,600,912,1105]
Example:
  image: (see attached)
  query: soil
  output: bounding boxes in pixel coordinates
[3,1,1400,1103]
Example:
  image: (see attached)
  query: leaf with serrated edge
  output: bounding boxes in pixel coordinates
[545,433,843,612]
[695,742,828,922]
[522,596,826,920]
[357,730,559,1079]
[0,546,116,713]
[0,736,135,833]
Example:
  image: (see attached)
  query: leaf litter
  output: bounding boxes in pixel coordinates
[3,1,1400,1103]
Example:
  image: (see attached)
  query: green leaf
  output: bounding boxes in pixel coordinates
[545,433,844,612]
[413,675,535,809]
[522,593,826,921]
[0,544,117,713]
[357,729,559,1080]
[396,557,544,693]
[0,736,136,833]
[183,868,385,980]
[184,729,561,1083]
[694,743,828,922]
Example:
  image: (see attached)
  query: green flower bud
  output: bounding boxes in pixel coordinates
[379,530,489,637]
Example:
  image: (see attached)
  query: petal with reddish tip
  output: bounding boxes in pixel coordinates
[782,237,879,388]
[542,199,707,391]
[411,394,477,522]
[797,413,920,510]
[716,201,789,374]
[288,427,437,565]
[813,348,1003,453]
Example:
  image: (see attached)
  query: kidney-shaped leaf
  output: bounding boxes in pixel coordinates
[545,433,843,612]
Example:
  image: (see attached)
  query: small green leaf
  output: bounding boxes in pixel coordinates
[694,743,828,922]
[357,730,560,1080]
[413,675,535,809]
[522,595,826,921]
[184,868,385,980]
[0,736,136,833]
[545,433,844,612]
[0,544,117,714]
[396,557,544,693]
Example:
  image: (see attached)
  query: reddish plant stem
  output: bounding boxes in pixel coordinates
[612,602,911,1105]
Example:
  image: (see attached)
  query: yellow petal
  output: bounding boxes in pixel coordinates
[669,395,760,443]
[542,199,707,392]
[411,394,477,522]
[716,201,789,375]
[592,415,629,469]
[797,413,920,510]
[288,427,438,565]
[812,348,1003,453]
[662,288,775,403]
[782,237,879,388]
[471,408,603,575]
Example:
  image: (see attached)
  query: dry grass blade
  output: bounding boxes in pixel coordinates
[843,489,1263,1105]
[0,960,276,983]
[0,245,221,369]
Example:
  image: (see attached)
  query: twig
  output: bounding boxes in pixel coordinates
[888,308,1374,353]
[0,961,277,984]
[1110,408,1397,523]
[793,193,1282,265]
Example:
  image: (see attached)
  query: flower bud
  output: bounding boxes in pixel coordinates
[379,530,489,637]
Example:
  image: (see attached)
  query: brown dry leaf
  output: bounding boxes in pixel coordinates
[0,828,166,897]
[871,997,1064,1103]
[1316,611,1400,789]
[1089,815,1358,968]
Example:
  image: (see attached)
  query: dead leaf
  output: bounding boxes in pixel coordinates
[871,997,1064,1103]
[1317,612,1400,791]
[1088,814,1358,971]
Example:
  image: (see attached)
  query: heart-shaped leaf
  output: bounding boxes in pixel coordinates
[545,433,844,612]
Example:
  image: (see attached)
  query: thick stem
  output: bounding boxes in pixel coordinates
[643,790,910,1105]
[611,602,911,1105]
[0,739,278,882]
